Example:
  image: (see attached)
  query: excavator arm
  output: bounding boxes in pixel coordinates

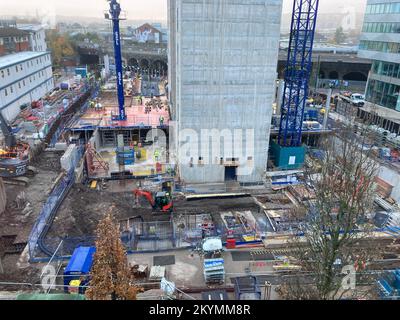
[0,111,16,148]
[133,189,156,207]
[0,111,31,179]
[133,189,173,213]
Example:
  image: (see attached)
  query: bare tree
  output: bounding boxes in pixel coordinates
[86,209,139,300]
[279,123,380,300]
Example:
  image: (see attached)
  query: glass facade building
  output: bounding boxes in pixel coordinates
[365,1,400,14]
[366,80,400,110]
[359,0,400,113]
[359,40,400,53]
[372,60,400,79]
[362,22,400,33]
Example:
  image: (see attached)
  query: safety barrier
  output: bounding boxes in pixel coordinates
[28,169,75,260]
[28,145,86,262]
[316,79,367,91]
[29,84,100,260]
[128,220,176,252]
[31,212,267,260]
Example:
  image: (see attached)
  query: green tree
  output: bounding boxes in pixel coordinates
[70,32,100,43]
[46,30,76,66]
[333,27,346,44]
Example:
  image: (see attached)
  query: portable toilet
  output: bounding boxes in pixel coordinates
[63,246,96,294]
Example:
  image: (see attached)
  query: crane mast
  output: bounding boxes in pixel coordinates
[106,0,126,121]
[278,0,319,147]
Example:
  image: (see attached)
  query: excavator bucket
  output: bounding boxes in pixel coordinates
[162,201,173,212]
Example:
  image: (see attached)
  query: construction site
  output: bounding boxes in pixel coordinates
[1,0,400,301]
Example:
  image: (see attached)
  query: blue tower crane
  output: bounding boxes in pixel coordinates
[105,0,126,121]
[272,0,319,169]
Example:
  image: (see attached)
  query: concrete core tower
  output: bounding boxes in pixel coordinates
[168,0,282,184]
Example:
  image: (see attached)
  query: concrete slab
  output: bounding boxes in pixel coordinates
[68,94,170,130]
[153,255,176,266]
[128,250,204,287]
[127,248,276,288]
[96,146,168,176]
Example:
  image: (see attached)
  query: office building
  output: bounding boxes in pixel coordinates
[359,0,400,128]
[0,51,54,121]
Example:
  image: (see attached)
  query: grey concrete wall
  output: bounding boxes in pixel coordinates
[378,165,400,203]
[169,0,282,184]
[168,0,177,120]
[363,101,400,121]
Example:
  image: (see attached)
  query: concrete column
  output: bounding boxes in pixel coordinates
[276,80,285,116]
[323,88,333,130]
[104,55,110,76]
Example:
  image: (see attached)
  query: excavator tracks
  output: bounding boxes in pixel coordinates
[3,176,30,187]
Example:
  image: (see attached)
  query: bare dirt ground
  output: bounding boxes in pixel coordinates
[49,187,138,238]
[0,149,268,288]
[174,196,261,215]
[0,151,62,287]
[49,187,262,239]
[0,151,62,242]
[49,179,175,239]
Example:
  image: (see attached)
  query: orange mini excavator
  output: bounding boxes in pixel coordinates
[133,189,173,213]
[0,111,33,183]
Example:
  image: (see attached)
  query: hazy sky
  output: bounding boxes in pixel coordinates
[0,0,167,20]
[0,0,367,20]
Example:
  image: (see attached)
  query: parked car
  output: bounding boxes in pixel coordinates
[350,93,365,107]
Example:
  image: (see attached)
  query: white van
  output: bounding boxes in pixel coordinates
[350,94,365,106]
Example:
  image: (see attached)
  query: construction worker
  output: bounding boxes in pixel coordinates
[159,116,164,126]
[89,100,95,109]
[154,149,160,162]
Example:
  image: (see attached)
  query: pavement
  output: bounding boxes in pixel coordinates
[127,248,284,300]
[329,111,400,173]
[0,291,20,300]
[128,249,274,285]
